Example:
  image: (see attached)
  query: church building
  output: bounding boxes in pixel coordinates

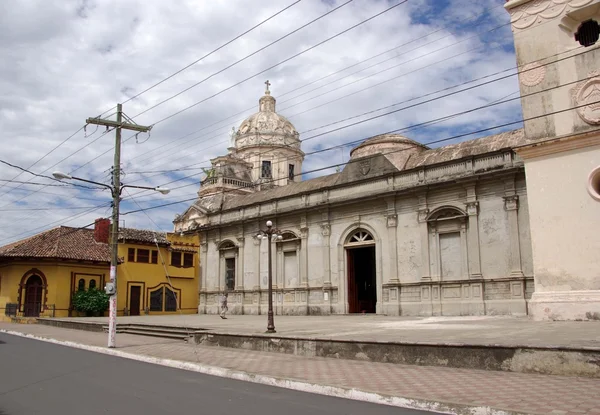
[174,84,533,316]
[175,0,600,319]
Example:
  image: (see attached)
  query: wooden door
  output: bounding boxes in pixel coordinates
[347,249,358,313]
[24,276,43,317]
[129,286,141,316]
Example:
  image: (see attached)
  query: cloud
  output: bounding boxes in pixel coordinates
[0,0,523,244]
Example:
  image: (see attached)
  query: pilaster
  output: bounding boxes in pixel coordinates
[418,192,431,281]
[504,177,524,277]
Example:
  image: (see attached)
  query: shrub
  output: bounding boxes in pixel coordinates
[72,288,109,317]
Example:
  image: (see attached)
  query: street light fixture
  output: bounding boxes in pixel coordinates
[257,220,283,333]
[52,170,169,348]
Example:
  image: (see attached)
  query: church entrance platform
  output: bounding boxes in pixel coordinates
[37,314,600,377]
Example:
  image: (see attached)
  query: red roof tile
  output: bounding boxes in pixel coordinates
[0,226,111,262]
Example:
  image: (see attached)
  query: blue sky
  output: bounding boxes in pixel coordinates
[0,0,522,244]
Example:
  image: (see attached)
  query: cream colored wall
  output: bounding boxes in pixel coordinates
[524,143,600,290]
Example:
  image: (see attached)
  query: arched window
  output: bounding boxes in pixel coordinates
[78,279,85,291]
[148,284,180,312]
[345,229,375,247]
[89,279,97,290]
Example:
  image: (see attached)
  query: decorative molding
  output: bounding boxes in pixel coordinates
[507,0,594,32]
[466,201,479,216]
[386,214,398,228]
[300,227,309,238]
[418,208,429,223]
[520,61,546,87]
[571,71,600,125]
[504,195,519,211]
[516,131,600,159]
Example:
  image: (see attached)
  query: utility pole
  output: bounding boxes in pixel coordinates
[86,104,152,348]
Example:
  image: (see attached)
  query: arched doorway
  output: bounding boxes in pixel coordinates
[24,275,43,317]
[345,229,376,313]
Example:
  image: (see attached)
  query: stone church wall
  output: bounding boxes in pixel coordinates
[196,165,533,317]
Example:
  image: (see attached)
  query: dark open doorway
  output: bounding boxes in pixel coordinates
[24,275,43,317]
[129,286,141,316]
[347,246,376,313]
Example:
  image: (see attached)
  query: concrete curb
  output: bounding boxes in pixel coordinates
[0,329,521,415]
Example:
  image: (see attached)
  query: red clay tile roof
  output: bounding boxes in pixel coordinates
[119,228,168,245]
[0,226,111,262]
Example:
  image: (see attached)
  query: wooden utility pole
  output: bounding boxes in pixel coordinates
[86,104,151,348]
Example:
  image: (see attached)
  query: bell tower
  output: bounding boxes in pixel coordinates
[505,0,600,321]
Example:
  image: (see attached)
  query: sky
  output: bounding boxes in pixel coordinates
[0,0,521,244]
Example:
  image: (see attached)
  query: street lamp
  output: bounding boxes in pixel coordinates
[52,170,169,348]
[257,220,282,333]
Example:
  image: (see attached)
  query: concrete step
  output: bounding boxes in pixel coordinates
[117,328,189,340]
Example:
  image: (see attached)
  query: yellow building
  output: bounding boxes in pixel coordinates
[0,219,199,321]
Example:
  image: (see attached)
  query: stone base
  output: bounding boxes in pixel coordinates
[529,290,600,321]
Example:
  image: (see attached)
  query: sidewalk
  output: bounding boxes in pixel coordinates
[44,314,600,348]
[1,323,599,415]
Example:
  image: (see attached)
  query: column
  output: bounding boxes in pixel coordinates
[466,202,483,279]
[504,195,524,276]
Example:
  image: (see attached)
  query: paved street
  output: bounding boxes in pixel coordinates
[0,333,428,415]
[3,323,600,414]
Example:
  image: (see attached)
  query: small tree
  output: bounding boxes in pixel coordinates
[72,287,110,317]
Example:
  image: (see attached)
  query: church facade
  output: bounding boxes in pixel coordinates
[174,83,534,316]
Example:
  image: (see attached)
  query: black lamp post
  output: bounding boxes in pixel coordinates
[257,220,282,333]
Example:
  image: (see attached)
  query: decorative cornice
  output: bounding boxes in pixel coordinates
[515,131,600,159]
[506,0,594,32]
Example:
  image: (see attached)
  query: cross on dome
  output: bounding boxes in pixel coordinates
[265,80,271,95]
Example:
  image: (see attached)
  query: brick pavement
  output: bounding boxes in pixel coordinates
[2,323,600,415]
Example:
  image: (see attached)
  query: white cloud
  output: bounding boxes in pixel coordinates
[0,0,522,244]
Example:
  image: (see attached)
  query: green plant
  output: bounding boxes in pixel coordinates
[72,287,110,317]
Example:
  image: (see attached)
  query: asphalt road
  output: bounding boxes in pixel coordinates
[0,333,435,415]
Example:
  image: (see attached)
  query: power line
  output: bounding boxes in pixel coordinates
[122,46,591,192]
[0,159,105,191]
[128,5,505,167]
[119,96,600,217]
[121,0,304,107]
[131,0,354,118]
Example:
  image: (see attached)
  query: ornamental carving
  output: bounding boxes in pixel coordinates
[359,159,371,175]
[520,61,546,87]
[508,0,593,32]
[571,71,600,125]
[504,195,519,211]
[320,223,331,236]
[466,202,479,216]
[386,214,398,228]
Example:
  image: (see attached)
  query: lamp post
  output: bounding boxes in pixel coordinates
[53,170,169,348]
[257,220,282,333]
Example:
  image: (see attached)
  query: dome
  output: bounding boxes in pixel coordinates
[350,134,429,159]
[349,133,428,171]
[233,83,301,151]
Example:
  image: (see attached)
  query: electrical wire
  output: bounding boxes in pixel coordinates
[120,46,592,196]
[119,97,600,217]
[131,0,354,118]
[128,6,507,167]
